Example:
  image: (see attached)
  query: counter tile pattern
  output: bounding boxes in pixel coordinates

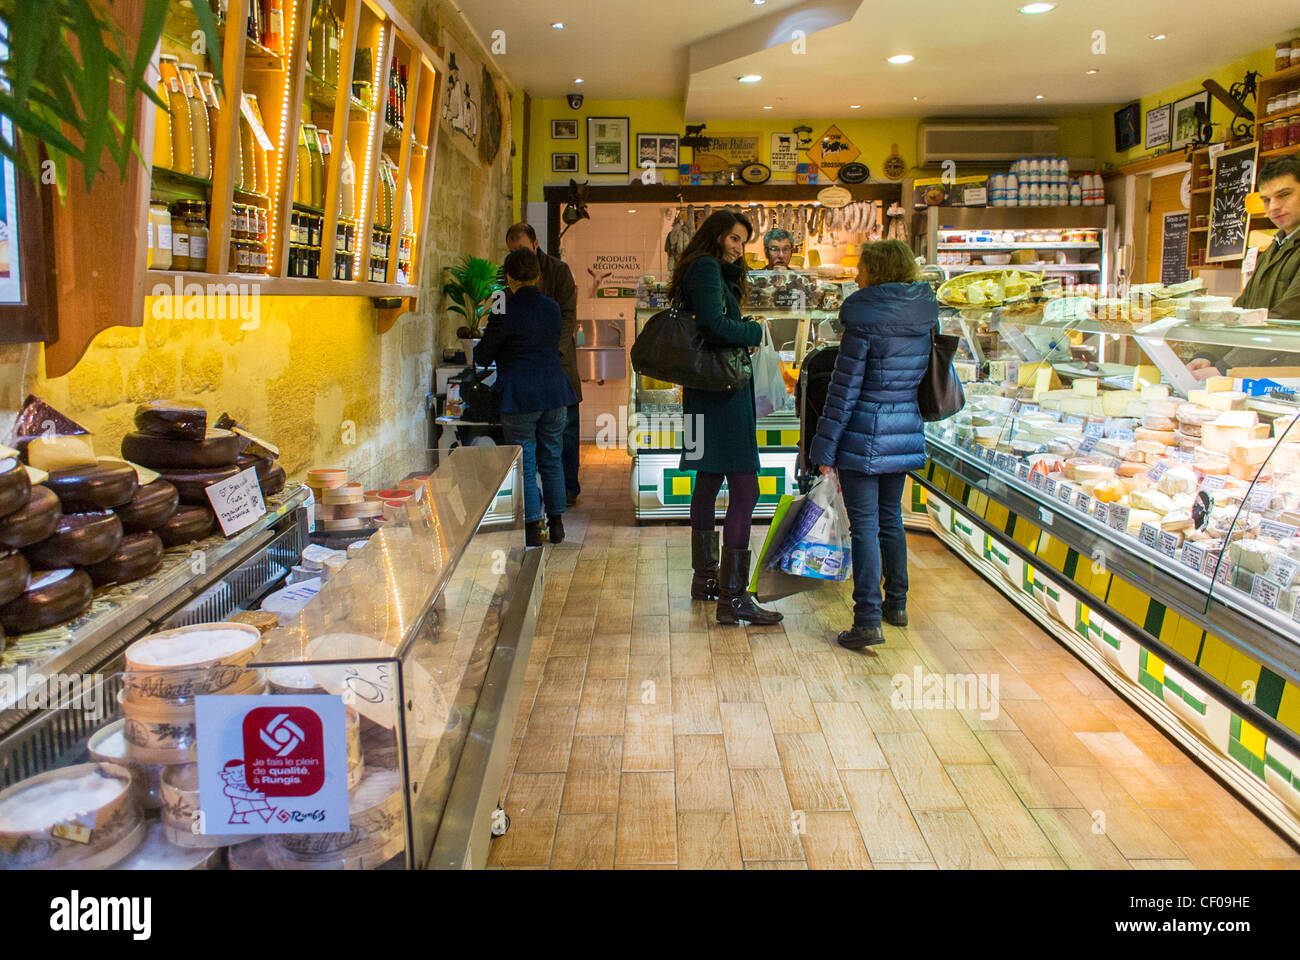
[487,447,1300,869]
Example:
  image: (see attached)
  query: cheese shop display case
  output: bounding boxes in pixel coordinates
[908,279,1300,842]
[0,445,542,870]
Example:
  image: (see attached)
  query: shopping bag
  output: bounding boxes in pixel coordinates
[752,320,788,418]
[750,495,821,602]
[779,477,851,581]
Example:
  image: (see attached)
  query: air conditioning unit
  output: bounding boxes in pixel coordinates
[917,122,1059,165]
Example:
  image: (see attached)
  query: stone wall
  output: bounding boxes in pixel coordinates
[0,0,513,487]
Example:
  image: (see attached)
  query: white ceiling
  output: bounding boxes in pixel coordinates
[455,0,1299,118]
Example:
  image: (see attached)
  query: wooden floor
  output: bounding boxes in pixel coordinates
[487,447,1300,870]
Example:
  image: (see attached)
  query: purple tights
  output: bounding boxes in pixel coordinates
[690,472,760,550]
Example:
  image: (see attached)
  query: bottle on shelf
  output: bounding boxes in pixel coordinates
[161,55,193,175]
[309,0,329,80]
[338,140,356,220]
[148,203,173,270]
[170,202,192,271]
[262,0,284,54]
[187,202,209,271]
[399,65,408,129]
[151,57,175,172]
[196,72,221,171]
[247,0,262,44]
[178,63,211,181]
[353,47,373,108]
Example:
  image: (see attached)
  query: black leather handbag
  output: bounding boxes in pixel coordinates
[630,304,752,393]
[918,327,966,422]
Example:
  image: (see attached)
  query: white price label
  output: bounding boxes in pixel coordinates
[241,94,275,152]
[1107,503,1131,534]
[1200,476,1228,492]
[1044,476,1058,497]
[1017,464,1031,482]
[1057,483,1074,505]
[1158,531,1180,558]
[1076,492,1092,514]
[1251,576,1282,609]
[1039,507,1054,526]
[1266,557,1299,588]
[1212,554,1233,584]
[204,467,267,537]
[1146,461,1169,482]
[1138,523,1159,549]
[1249,487,1275,511]
[1030,470,1046,491]
[1182,543,1206,571]
[1260,520,1300,541]
[1093,501,1108,524]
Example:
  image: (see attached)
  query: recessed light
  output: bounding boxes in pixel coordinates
[752,0,766,5]
[912,96,920,101]
[627,209,637,214]
[738,74,762,83]
[850,104,861,109]
[887,54,914,64]
[551,22,564,29]
[1086,68,1099,75]
[1018,3,1056,13]
[574,78,584,84]
[763,105,773,109]
[1149,33,1167,40]
[1035,94,1045,99]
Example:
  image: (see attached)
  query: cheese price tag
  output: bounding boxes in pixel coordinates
[1029,470,1046,491]
[1138,523,1160,549]
[1044,476,1058,497]
[1251,576,1282,609]
[1266,556,1299,588]
[1093,501,1109,524]
[1200,476,1228,492]
[1076,437,1100,455]
[1018,403,1040,415]
[1293,595,1300,623]
[51,822,93,845]
[1174,450,1195,463]
[1110,428,1135,442]
[1057,483,1074,505]
[1083,421,1106,439]
[1064,415,1086,427]
[1107,503,1130,534]
[1182,542,1206,571]
[1211,554,1233,585]
[205,467,267,537]
[1249,487,1275,512]
[1260,520,1300,541]
[1158,531,1180,558]
[1076,492,1092,514]
[1017,463,1031,482]
[997,453,1016,472]
[984,446,997,465]
[1146,461,1169,482]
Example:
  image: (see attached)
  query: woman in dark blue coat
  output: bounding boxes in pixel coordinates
[810,240,937,649]
[672,210,781,626]
[475,249,579,547]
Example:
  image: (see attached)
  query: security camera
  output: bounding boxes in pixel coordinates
[567,94,584,110]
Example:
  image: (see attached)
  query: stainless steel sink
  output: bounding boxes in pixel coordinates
[577,346,626,382]
[578,318,626,347]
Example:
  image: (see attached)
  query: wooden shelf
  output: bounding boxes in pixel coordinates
[1260,62,1300,86]
[1261,143,1300,159]
[1260,105,1300,123]
[1189,226,1210,232]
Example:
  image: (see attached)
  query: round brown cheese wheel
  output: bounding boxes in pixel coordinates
[23,511,123,568]
[44,460,137,511]
[0,549,30,607]
[154,465,241,506]
[236,454,276,482]
[0,458,32,519]
[133,401,207,441]
[0,568,93,634]
[0,485,60,549]
[259,463,286,498]
[115,480,180,533]
[121,430,240,470]
[157,505,215,547]
[86,531,164,587]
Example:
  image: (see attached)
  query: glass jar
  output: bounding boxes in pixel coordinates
[178,63,211,180]
[1279,40,1293,73]
[152,56,177,172]
[162,56,193,174]
[1292,37,1300,67]
[305,124,324,208]
[1290,85,1300,110]
[148,203,173,270]
[170,202,192,270]
[187,203,209,270]
[1290,114,1300,150]
[1262,120,1276,152]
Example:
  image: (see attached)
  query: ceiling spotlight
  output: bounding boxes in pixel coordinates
[551,22,564,29]
[763,105,773,109]
[627,209,637,214]
[738,74,762,83]
[912,96,920,101]
[1149,33,1167,40]
[574,78,584,84]
[850,104,861,109]
[752,0,767,5]
[1018,3,1056,13]
[887,54,914,64]
[1086,68,1099,75]
[1035,94,1045,99]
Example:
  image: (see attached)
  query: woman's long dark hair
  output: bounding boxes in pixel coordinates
[669,210,754,303]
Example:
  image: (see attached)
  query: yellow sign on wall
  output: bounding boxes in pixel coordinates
[808,125,860,176]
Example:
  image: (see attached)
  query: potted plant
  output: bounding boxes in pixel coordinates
[442,255,502,363]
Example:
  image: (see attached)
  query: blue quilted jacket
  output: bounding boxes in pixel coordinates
[809,282,938,475]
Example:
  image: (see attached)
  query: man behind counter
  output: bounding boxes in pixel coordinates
[763,228,795,270]
[1187,156,1300,379]
[505,222,583,503]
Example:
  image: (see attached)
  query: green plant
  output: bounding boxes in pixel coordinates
[0,0,223,196]
[442,255,502,339]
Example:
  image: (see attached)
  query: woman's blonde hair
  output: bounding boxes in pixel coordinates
[858,239,920,285]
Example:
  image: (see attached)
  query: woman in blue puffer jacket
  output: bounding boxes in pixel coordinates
[810,240,938,650]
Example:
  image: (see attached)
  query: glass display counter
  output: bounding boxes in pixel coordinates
[0,445,541,870]
[908,280,1300,842]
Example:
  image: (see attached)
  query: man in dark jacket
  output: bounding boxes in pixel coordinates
[507,222,583,503]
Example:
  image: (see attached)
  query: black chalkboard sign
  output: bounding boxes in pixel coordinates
[1207,143,1258,263]
[1161,212,1190,286]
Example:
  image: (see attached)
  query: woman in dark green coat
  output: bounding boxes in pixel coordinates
[671,210,782,626]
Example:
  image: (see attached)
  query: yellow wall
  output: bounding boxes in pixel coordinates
[527,97,1098,201]
[1091,46,1275,170]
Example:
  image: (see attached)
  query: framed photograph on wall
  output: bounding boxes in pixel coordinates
[587,117,629,174]
[552,153,579,173]
[637,133,678,168]
[551,119,578,139]
[1172,91,1211,150]
[1114,102,1141,153]
[1145,103,1173,150]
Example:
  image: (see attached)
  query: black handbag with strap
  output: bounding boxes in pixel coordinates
[630,301,752,393]
[918,326,965,422]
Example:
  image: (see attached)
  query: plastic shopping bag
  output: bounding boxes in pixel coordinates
[749,495,821,602]
[778,477,851,581]
[752,320,788,418]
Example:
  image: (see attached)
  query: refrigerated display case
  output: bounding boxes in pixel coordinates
[907,286,1300,842]
[0,445,540,870]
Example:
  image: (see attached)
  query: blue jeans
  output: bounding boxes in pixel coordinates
[838,470,909,628]
[501,407,567,524]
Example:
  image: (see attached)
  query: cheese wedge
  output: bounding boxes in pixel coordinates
[22,464,48,484]
[1229,439,1276,467]
[1204,376,1234,393]
[1072,379,1099,396]
[1131,489,1175,515]
[26,435,96,472]
[1140,384,1171,401]
[1188,389,1247,411]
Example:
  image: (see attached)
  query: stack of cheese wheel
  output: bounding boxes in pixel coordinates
[315,477,382,533]
[264,768,403,869]
[89,718,167,812]
[120,623,264,765]
[0,762,145,869]
[120,401,236,548]
[368,487,413,522]
[160,763,253,849]
[267,666,365,789]
[111,821,220,870]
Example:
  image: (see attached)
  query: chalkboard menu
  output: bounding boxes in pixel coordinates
[1161,212,1190,285]
[1207,143,1258,263]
